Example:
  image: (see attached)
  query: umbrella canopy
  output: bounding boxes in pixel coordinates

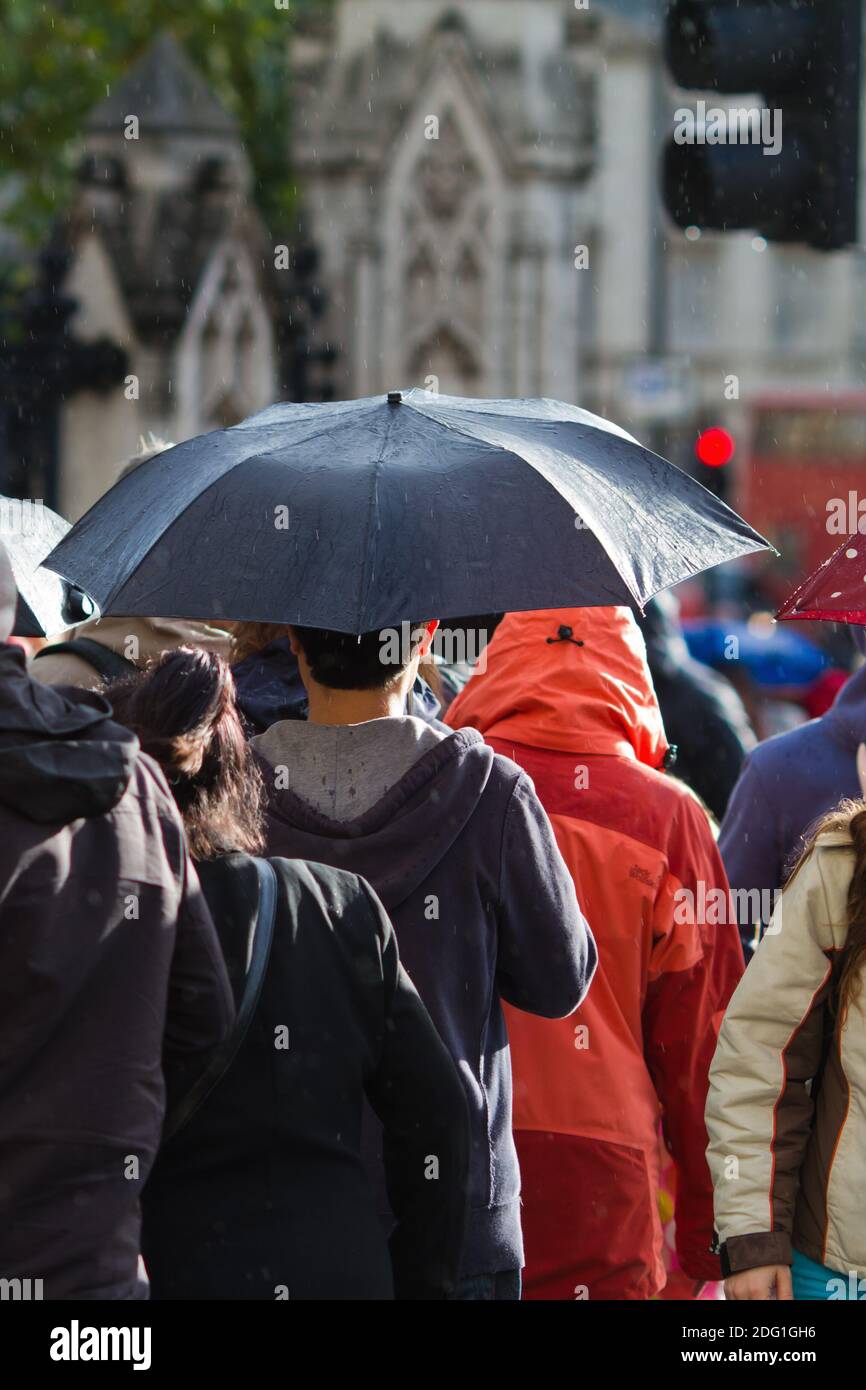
[683,617,829,689]
[45,390,770,633]
[0,496,93,637]
[777,534,866,626]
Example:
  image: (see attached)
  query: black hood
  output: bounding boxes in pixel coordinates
[632,592,693,680]
[0,643,139,824]
[232,638,308,733]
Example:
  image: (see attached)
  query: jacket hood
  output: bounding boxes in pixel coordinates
[0,643,139,823]
[258,727,493,910]
[823,660,866,752]
[67,613,234,664]
[632,592,692,681]
[232,637,309,733]
[445,607,669,769]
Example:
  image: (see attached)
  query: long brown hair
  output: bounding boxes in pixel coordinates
[788,798,866,1029]
[108,648,265,860]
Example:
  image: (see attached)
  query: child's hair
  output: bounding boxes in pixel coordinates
[107,647,266,861]
[787,798,866,1029]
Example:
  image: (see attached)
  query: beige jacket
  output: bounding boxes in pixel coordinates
[29,615,233,689]
[706,830,866,1277]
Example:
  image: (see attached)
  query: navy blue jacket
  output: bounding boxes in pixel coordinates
[720,663,866,946]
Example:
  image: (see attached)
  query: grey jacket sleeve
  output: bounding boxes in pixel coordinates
[495,772,597,1018]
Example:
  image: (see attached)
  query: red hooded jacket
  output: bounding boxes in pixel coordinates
[446,607,744,1296]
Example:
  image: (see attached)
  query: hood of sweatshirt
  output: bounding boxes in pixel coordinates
[255,725,495,910]
[445,606,669,770]
[0,643,139,823]
[822,659,866,753]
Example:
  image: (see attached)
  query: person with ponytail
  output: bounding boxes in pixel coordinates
[108,649,469,1300]
[707,771,866,1300]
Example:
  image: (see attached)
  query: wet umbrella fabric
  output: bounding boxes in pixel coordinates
[45,391,769,633]
[777,534,866,627]
[0,498,88,638]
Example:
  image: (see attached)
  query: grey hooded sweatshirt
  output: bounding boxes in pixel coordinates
[253,717,597,1278]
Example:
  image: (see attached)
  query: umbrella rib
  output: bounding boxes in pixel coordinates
[403,395,597,512]
[355,406,400,632]
[404,396,768,593]
[402,397,654,604]
[220,410,380,459]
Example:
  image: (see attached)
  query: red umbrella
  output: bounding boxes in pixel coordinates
[777,534,866,626]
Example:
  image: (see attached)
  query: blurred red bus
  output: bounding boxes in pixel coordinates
[737,391,866,608]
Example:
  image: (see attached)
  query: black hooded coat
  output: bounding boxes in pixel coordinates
[0,644,232,1299]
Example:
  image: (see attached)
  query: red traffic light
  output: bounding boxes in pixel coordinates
[695,426,736,468]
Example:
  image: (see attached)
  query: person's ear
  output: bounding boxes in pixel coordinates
[286,626,301,657]
[416,619,439,659]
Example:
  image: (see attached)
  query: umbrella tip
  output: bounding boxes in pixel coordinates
[387,391,402,405]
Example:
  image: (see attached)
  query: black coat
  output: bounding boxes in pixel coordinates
[634,597,756,821]
[0,645,232,1300]
[141,854,469,1299]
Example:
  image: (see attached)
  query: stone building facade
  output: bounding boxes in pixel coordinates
[291,1,595,402]
[291,0,866,460]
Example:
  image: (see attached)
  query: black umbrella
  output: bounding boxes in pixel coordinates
[45,391,769,633]
[0,496,94,637]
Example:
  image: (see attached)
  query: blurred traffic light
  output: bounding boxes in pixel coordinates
[694,425,736,499]
[695,425,736,467]
[662,0,862,249]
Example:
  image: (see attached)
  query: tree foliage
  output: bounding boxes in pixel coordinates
[0,0,327,244]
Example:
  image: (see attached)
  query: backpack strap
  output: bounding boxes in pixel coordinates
[161,857,278,1144]
[33,637,139,684]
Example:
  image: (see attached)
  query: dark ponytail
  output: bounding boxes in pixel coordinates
[108,648,265,861]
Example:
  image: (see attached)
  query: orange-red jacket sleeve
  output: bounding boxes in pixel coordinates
[643,795,745,1281]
